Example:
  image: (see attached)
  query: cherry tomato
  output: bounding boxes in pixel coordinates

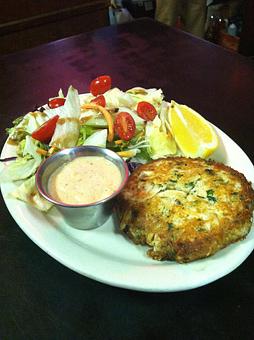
[31,115,59,143]
[90,95,106,107]
[137,101,157,121]
[89,75,112,96]
[114,112,136,141]
[48,97,65,109]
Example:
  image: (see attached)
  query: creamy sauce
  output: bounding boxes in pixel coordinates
[48,156,122,205]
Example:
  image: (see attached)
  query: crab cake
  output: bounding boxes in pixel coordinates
[117,157,254,263]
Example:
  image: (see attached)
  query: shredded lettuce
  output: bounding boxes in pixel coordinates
[5,116,24,135]
[16,139,26,157]
[77,125,87,146]
[131,147,151,163]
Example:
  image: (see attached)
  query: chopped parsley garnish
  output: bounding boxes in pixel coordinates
[206,189,217,203]
[185,181,195,190]
[168,223,174,230]
[175,199,182,205]
[205,168,215,175]
[196,227,206,232]
[174,171,183,179]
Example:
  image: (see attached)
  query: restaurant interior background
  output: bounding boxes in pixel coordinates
[0,0,253,56]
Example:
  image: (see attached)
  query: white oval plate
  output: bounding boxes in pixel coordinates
[1,125,254,292]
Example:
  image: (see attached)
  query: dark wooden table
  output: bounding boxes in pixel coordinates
[1,18,254,339]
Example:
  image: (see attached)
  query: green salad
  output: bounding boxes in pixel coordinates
[1,76,179,211]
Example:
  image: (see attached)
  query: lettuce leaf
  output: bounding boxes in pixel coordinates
[118,107,145,126]
[103,88,135,109]
[11,176,52,212]
[83,129,108,148]
[127,87,164,110]
[79,93,94,105]
[0,157,39,183]
[84,116,108,128]
[23,135,42,163]
[145,116,177,159]
[7,111,50,143]
[0,136,44,183]
[158,101,172,133]
[49,86,80,148]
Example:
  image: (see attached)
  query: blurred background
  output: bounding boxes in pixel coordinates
[0,0,253,57]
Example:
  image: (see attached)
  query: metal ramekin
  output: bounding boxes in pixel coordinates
[36,146,129,230]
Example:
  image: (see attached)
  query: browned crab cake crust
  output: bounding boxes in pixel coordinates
[117,157,254,263]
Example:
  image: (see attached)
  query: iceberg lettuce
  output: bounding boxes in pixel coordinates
[7,111,51,143]
[145,116,177,159]
[103,88,135,109]
[49,86,80,148]
[83,129,108,148]
[11,176,52,212]
[0,157,39,183]
[0,136,43,183]
[84,116,108,128]
[117,107,145,126]
[127,87,164,110]
[23,135,42,163]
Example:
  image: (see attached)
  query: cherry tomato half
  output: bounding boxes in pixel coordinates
[114,112,136,141]
[89,75,112,96]
[48,97,65,109]
[90,95,106,107]
[31,115,59,143]
[137,101,157,121]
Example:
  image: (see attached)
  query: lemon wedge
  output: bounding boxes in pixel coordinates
[168,101,219,158]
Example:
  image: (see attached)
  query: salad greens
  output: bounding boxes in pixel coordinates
[1,84,180,211]
[48,86,80,148]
